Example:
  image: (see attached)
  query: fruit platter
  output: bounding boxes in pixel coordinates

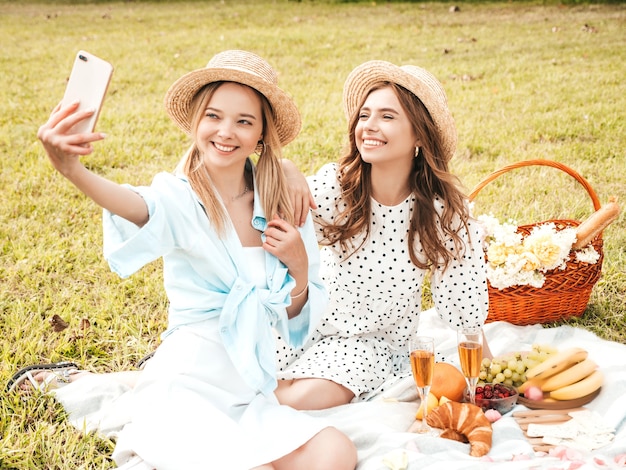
[480,345,603,410]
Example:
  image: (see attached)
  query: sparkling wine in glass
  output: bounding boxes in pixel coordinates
[409,336,437,435]
[457,326,483,405]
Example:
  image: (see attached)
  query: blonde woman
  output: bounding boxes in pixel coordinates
[35,50,356,470]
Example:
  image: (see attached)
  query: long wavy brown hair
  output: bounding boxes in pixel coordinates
[320,82,470,271]
[176,81,294,236]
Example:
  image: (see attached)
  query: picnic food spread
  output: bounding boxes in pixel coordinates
[410,344,610,456]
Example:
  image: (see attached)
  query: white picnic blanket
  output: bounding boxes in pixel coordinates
[54,308,626,469]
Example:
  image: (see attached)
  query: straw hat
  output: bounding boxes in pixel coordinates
[342,60,457,162]
[165,50,301,146]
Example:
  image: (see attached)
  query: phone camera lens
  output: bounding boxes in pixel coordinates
[79,54,88,62]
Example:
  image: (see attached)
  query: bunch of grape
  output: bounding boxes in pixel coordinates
[478,344,557,388]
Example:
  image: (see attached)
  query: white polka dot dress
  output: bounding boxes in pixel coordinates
[276,163,489,401]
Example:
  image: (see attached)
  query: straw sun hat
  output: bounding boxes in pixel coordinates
[342,60,457,162]
[165,50,301,146]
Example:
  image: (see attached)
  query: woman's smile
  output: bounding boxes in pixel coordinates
[213,141,238,153]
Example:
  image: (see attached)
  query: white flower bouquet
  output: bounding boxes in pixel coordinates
[477,214,601,290]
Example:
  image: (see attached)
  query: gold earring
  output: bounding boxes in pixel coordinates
[255,140,266,157]
[414,146,420,158]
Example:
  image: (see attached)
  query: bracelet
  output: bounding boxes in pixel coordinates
[290,284,309,299]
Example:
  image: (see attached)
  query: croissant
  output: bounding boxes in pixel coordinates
[425,401,493,457]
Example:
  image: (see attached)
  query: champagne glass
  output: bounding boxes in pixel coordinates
[457,326,483,405]
[408,335,437,435]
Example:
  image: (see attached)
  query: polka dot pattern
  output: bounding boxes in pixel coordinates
[276,163,489,401]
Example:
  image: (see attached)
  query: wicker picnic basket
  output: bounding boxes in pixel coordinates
[468,160,604,326]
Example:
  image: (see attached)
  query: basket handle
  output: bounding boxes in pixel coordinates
[468,159,601,211]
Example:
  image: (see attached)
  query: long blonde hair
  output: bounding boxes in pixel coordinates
[176,81,294,235]
[321,82,470,271]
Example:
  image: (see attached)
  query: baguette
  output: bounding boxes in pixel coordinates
[573,196,620,250]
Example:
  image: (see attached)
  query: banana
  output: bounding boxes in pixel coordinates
[525,347,588,380]
[540,359,598,392]
[517,377,547,395]
[549,369,604,401]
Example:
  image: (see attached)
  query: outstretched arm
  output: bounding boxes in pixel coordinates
[38,101,149,227]
[281,159,316,227]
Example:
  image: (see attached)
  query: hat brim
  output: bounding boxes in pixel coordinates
[165,67,301,146]
[342,60,457,162]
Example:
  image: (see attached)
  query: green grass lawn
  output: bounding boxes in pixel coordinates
[1,1,624,467]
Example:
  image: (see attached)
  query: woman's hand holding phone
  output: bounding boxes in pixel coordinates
[38,50,113,176]
[61,50,113,135]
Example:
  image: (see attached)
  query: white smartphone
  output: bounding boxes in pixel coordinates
[61,50,113,134]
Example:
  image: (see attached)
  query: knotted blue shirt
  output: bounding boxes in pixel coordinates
[102,165,327,396]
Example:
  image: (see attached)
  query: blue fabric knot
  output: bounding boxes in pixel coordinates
[219,272,293,396]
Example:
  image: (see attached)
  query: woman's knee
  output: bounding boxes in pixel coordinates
[313,427,357,470]
[273,426,356,470]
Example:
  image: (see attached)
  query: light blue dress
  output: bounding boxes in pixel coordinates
[105,164,330,469]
